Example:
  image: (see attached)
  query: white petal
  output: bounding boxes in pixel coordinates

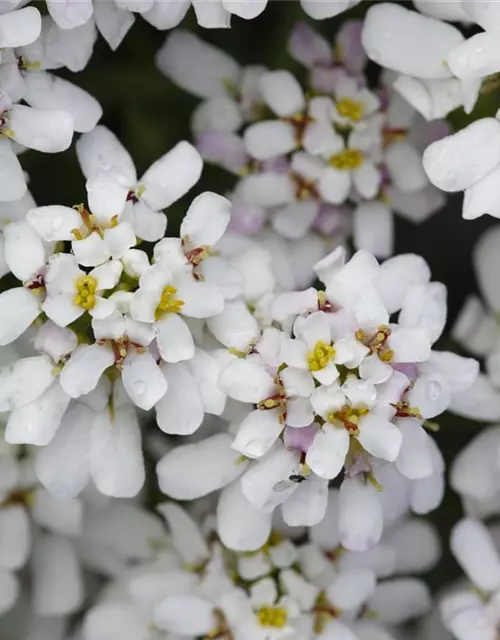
[5,381,69,446]
[23,71,101,133]
[474,226,500,312]
[43,293,82,328]
[223,0,267,19]
[318,167,352,205]
[32,535,83,616]
[32,487,83,537]
[259,70,305,117]
[180,191,231,247]
[357,414,402,462]
[46,0,93,29]
[0,355,54,412]
[423,118,500,192]
[35,403,92,499]
[282,475,329,527]
[463,165,500,220]
[367,578,430,625]
[362,3,463,79]
[154,595,215,635]
[448,32,500,80]
[60,344,114,398]
[157,501,209,566]
[385,141,428,193]
[244,121,297,160]
[306,426,349,479]
[339,477,383,552]
[0,7,41,48]
[0,287,40,345]
[0,139,26,202]
[155,29,239,99]
[232,408,283,459]
[155,362,204,435]
[327,569,376,612]
[92,0,135,50]
[395,418,434,480]
[88,175,129,223]
[3,220,45,281]
[27,204,82,242]
[156,313,195,363]
[191,0,231,28]
[354,201,393,259]
[237,172,295,207]
[9,105,73,153]
[157,433,246,500]
[451,518,500,592]
[72,232,111,268]
[90,406,144,498]
[140,141,203,210]
[176,280,224,318]
[0,506,30,571]
[0,570,18,617]
[83,603,149,640]
[219,356,275,403]
[399,282,447,343]
[76,125,136,183]
[207,300,260,350]
[217,480,272,551]
[122,350,167,410]
[142,0,189,29]
[377,254,430,314]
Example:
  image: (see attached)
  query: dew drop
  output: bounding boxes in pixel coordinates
[384,30,394,39]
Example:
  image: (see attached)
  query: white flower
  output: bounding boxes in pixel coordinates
[43,254,122,327]
[76,126,203,241]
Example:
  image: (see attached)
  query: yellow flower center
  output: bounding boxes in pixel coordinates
[308,341,335,371]
[329,148,364,171]
[155,285,184,320]
[336,97,364,122]
[257,606,288,629]
[74,275,97,310]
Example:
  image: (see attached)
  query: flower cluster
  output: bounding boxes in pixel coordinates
[157,247,477,552]
[158,22,448,261]
[361,2,500,222]
[82,502,438,640]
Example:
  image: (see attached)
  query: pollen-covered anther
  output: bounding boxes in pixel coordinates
[258,376,287,423]
[328,406,369,435]
[329,148,364,171]
[74,275,97,310]
[308,341,335,371]
[257,606,288,629]
[204,608,234,640]
[282,110,315,144]
[155,285,184,319]
[336,97,364,121]
[391,400,423,420]
[359,325,393,361]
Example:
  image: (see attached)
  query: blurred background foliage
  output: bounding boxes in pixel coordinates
[14,0,500,595]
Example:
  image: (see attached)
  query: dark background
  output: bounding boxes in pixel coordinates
[17,0,500,593]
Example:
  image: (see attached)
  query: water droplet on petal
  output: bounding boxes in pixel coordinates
[384,30,394,39]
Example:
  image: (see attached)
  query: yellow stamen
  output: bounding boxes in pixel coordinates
[308,341,335,372]
[329,149,364,171]
[155,285,184,320]
[74,275,97,311]
[257,606,288,629]
[336,97,364,122]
